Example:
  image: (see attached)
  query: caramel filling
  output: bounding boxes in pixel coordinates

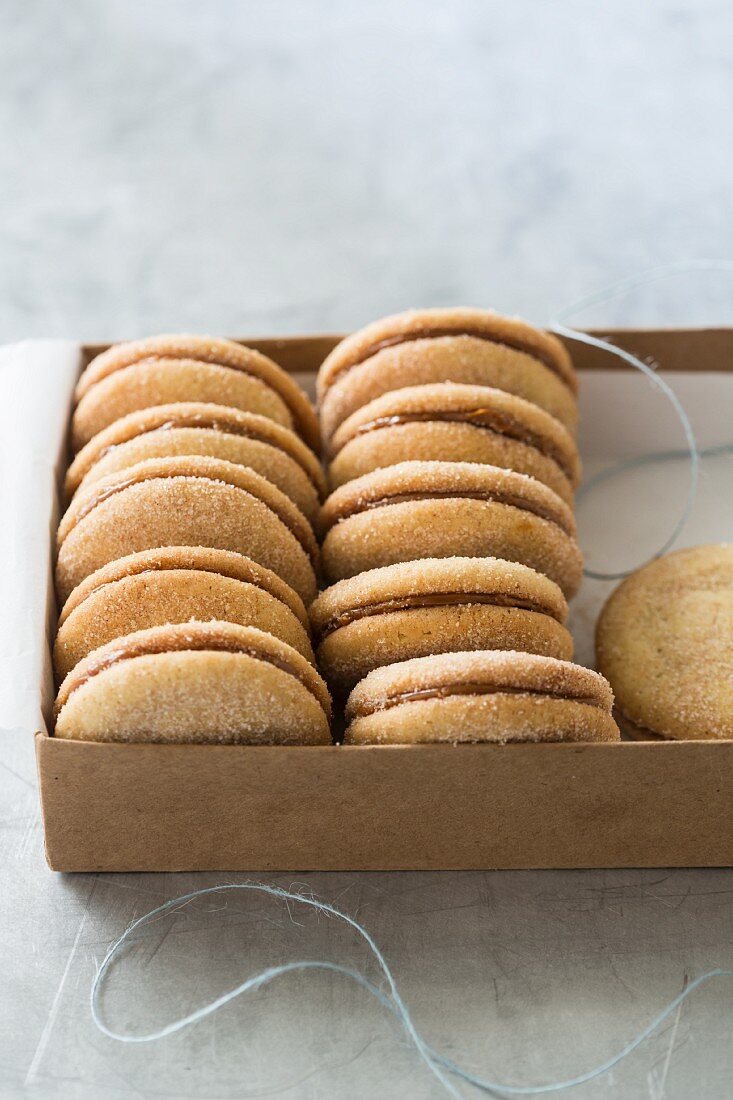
[55,633,321,715]
[328,327,572,389]
[61,472,317,564]
[323,488,572,536]
[317,591,556,641]
[335,408,573,480]
[95,413,322,493]
[351,683,604,719]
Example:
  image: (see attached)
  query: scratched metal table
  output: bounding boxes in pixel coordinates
[2,2,732,1097]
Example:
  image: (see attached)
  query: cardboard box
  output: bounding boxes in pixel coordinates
[36,328,733,871]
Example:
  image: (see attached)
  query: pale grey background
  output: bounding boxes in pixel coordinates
[1,1,732,1098]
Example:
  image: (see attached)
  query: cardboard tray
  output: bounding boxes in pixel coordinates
[36,328,733,872]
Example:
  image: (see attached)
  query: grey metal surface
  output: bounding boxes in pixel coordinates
[1,2,732,1097]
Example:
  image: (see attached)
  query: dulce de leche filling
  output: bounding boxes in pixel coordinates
[351,683,605,719]
[335,407,574,480]
[55,633,322,716]
[95,412,322,491]
[317,591,556,641]
[330,327,573,389]
[61,471,317,564]
[324,488,573,536]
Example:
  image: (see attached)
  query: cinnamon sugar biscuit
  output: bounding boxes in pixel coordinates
[327,383,579,504]
[66,403,326,525]
[56,456,318,605]
[596,544,733,741]
[318,308,577,440]
[54,622,331,744]
[310,557,572,694]
[344,650,618,744]
[320,461,583,598]
[73,334,320,452]
[55,547,314,681]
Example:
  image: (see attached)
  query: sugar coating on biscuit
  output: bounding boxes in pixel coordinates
[328,418,575,505]
[54,561,316,680]
[316,605,574,696]
[71,360,296,452]
[310,556,568,632]
[59,546,309,628]
[67,403,325,500]
[311,554,573,695]
[347,650,614,719]
[76,427,322,525]
[344,650,616,744]
[330,383,580,485]
[317,308,577,398]
[320,499,583,598]
[321,460,576,536]
[58,455,317,563]
[318,334,578,441]
[596,543,733,740]
[319,462,582,598]
[54,622,331,744]
[76,334,320,450]
[55,462,318,606]
[344,694,619,744]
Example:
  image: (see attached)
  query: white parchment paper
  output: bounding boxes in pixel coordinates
[0,341,81,735]
[0,341,731,737]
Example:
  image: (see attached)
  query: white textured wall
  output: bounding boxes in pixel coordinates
[1,0,732,341]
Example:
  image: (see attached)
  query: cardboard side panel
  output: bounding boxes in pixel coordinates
[43,329,733,872]
[80,327,733,375]
[37,736,733,872]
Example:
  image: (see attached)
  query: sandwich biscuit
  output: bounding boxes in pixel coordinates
[344,650,618,744]
[54,622,331,744]
[66,403,326,525]
[56,455,318,605]
[327,383,579,504]
[320,461,583,598]
[55,546,314,681]
[311,556,573,694]
[318,308,577,440]
[72,334,320,452]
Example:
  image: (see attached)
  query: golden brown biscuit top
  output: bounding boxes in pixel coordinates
[346,650,613,721]
[76,334,320,450]
[329,382,580,483]
[596,543,733,740]
[57,546,310,629]
[67,403,326,498]
[317,308,577,397]
[310,556,568,639]
[55,622,331,718]
[320,461,576,537]
[57,455,319,565]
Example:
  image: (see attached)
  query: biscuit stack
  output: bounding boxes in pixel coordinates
[52,317,618,748]
[53,335,332,745]
[313,308,619,743]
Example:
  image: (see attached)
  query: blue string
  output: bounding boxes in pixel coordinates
[551,259,733,580]
[91,882,732,1097]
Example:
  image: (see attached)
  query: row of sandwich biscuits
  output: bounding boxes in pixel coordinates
[54,335,332,745]
[311,310,618,743]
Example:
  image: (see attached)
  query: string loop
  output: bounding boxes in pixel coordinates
[91,882,732,1097]
[552,258,733,580]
